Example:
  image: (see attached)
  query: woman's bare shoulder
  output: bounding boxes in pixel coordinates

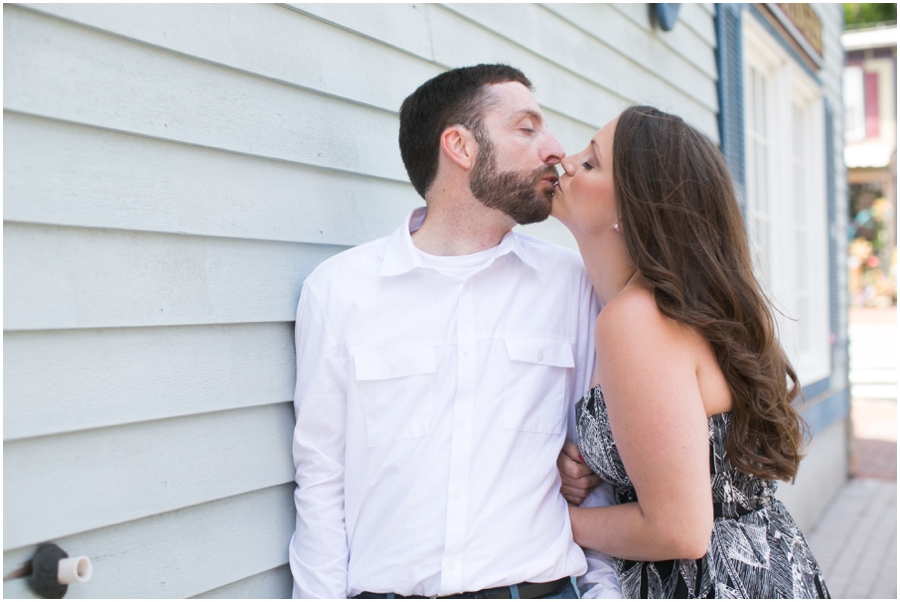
[594,284,705,365]
[596,285,670,338]
[594,281,730,415]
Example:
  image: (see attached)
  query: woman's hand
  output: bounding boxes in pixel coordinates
[558,440,601,505]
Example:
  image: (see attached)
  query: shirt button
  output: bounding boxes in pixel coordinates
[462,349,470,358]
[537,352,545,362]
[448,560,456,570]
[453,488,462,498]
[389,364,399,373]
[458,416,467,426]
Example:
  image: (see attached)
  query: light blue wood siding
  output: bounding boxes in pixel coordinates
[3,4,718,597]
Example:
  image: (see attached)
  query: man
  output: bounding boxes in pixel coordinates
[289,64,619,599]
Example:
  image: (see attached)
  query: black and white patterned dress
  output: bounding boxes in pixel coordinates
[576,384,830,599]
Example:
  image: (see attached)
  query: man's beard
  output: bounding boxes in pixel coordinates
[469,135,557,225]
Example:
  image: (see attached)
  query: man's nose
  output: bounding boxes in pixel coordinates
[541,132,566,166]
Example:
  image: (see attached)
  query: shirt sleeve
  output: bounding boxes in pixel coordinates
[566,272,602,442]
[289,282,350,598]
[568,273,621,598]
[575,483,622,598]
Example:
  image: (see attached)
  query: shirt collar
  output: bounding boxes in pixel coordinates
[380,207,543,277]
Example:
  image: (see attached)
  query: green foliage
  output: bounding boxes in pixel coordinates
[844,3,897,28]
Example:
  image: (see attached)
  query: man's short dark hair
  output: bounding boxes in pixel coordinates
[398,64,532,198]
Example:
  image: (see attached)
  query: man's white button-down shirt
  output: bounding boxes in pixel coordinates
[289,208,620,598]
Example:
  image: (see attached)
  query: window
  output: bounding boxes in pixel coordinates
[844,65,883,142]
[844,65,865,142]
[743,15,830,385]
[791,102,811,354]
[864,71,880,138]
[746,64,774,289]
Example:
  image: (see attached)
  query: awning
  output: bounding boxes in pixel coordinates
[845,145,894,168]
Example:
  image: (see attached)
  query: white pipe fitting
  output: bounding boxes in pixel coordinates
[57,556,92,584]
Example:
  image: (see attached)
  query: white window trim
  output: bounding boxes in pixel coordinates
[743,14,831,386]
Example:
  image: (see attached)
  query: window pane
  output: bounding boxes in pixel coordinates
[844,66,865,141]
[745,65,772,287]
[864,71,880,138]
[796,232,808,288]
[797,296,810,352]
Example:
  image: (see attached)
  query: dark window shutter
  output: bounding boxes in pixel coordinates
[716,3,746,211]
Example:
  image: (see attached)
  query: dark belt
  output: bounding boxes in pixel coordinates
[354,577,571,599]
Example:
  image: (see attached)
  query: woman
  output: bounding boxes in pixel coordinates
[551,106,829,598]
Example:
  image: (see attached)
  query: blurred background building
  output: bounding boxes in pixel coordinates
[714,1,850,541]
[3,4,853,598]
[842,6,897,308]
[808,4,898,598]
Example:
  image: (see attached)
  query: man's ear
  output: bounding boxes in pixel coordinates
[439,125,477,170]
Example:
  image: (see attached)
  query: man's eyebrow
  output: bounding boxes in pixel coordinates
[511,109,544,125]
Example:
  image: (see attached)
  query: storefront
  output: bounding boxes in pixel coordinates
[715,3,849,526]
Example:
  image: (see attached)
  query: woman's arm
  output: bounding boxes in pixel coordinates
[569,287,714,561]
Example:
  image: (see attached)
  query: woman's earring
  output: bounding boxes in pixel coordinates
[613,222,620,232]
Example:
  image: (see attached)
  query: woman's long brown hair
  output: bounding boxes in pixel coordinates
[612,106,806,482]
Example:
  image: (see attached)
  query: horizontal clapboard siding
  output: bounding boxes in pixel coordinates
[429,5,719,138]
[448,4,717,110]
[3,222,343,331]
[4,7,408,182]
[615,3,716,46]
[544,4,716,83]
[293,3,719,139]
[3,112,421,247]
[284,3,437,60]
[193,565,294,599]
[20,3,442,115]
[4,403,294,550]
[4,323,295,440]
[2,485,294,599]
[4,2,718,597]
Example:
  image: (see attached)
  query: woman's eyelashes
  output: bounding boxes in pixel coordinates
[582,161,594,171]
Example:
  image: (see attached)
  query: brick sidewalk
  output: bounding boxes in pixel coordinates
[848,306,896,482]
[805,479,897,599]
[805,306,897,598]
[853,438,898,480]
[851,398,897,480]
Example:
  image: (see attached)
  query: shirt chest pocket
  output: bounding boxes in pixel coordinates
[353,346,437,447]
[502,339,574,435]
